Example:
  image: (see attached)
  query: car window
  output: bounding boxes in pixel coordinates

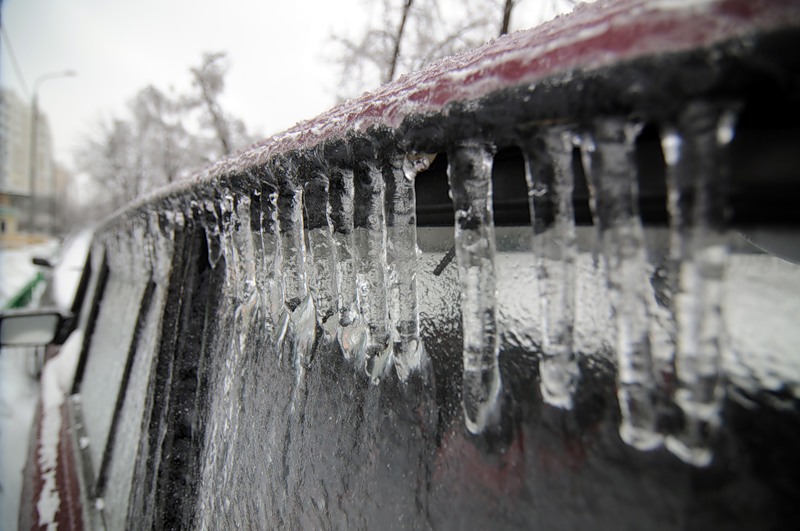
[79,268,151,475]
[100,279,164,530]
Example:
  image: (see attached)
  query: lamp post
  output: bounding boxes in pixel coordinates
[27,70,76,233]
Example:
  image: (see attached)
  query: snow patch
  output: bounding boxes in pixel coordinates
[35,330,83,530]
[0,348,40,531]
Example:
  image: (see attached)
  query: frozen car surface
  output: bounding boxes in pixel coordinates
[18,0,800,529]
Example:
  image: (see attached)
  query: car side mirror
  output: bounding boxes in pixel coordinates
[32,256,54,268]
[0,309,71,347]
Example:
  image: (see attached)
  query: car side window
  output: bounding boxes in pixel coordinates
[76,255,153,478]
[98,277,164,530]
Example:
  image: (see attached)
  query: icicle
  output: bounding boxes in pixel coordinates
[232,195,257,299]
[227,194,261,379]
[131,221,149,281]
[275,292,317,383]
[662,102,735,467]
[114,227,131,276]
[125,219,147,280]
[383,152,432,380]
[249,186,268,299]
[146,213,160,279]
[590,118,663,451]
[213,192,248,458]
[257,187,285,329]
[246,181,282,336]
[274,310,292,362]
[149,211,174,283]
[576,133,605,268]
[447,142,501,434]
[303,155,339,338]
[218,192,239,292]
[112,232,122,272]
[133,223,145,278]
[326,141,364,362]
[276,164,308,309]
[130,224,142,278]
[352,138,392,383]
[274,158,316,375]
[204,199,223,269]
[290,294,317,383]
[522,126,579,410]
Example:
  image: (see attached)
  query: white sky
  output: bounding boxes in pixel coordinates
[1,0,573,170]
[1,0,369,168]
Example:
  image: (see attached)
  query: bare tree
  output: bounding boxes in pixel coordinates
[76,118,140,211]
[500,0,516,35]
[332,0,583,100]
[130,85,191,185]
[388,0,415,82]
[75,52,255,216]
[188,52,253,158]
[333,0,491,99]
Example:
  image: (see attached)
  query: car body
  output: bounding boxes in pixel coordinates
[6,0,800,528]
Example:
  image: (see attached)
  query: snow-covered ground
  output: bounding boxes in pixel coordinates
[0,241,57,531]
[0,348,41,531]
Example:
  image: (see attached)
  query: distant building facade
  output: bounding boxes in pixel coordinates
[0,88,56,234]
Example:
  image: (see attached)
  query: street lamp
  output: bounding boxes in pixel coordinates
[27,70,76,234]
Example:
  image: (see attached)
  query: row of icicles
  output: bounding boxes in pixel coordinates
[447,101,736,467]
[106,101,736,468]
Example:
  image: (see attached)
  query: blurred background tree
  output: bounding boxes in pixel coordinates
[332,0,580,100]
[75,52,256,217]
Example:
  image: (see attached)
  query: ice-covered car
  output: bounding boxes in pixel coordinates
[5,0,800,528]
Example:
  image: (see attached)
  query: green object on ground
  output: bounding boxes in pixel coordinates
[4,272,45,310]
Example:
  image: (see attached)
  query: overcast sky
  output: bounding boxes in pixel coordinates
[1,0,371,167]
[1,0,573,170]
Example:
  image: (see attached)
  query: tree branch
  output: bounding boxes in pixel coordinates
[500,0,515,36]
[387,0,415,82]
